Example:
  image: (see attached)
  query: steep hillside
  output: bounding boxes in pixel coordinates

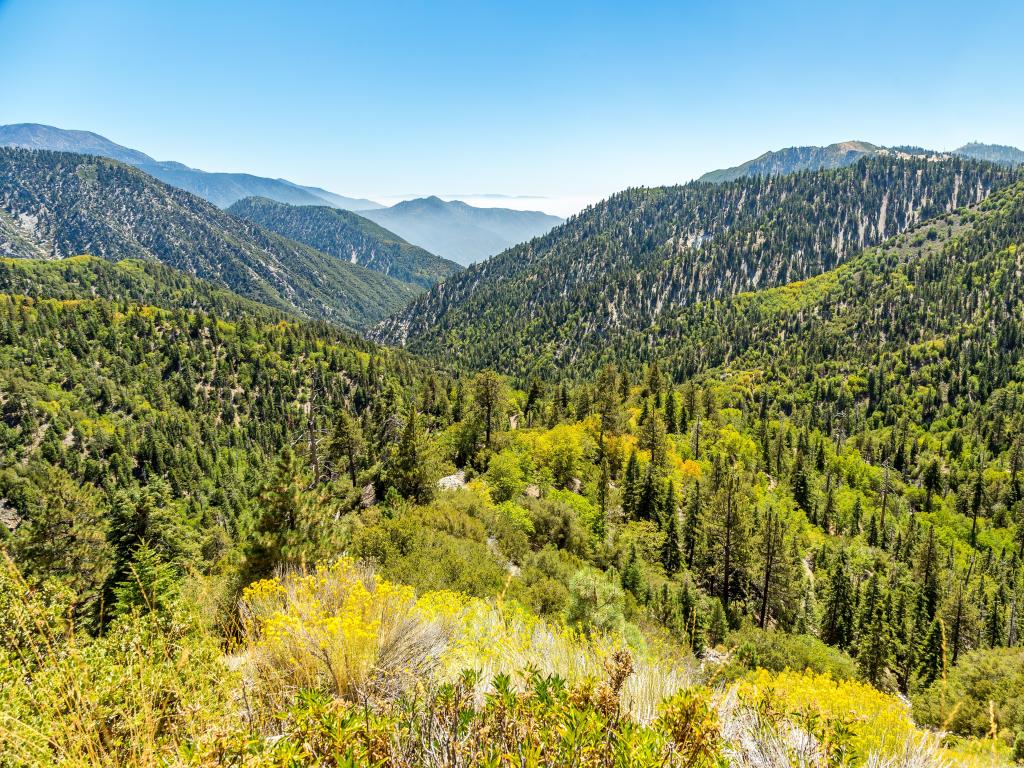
[0,147,417,330]
[698,140,883,183]
[360,196,563,265]
[0,123,381,210]
[227,196,461,288]
[378,156,1018,377]
[0,255,293,324]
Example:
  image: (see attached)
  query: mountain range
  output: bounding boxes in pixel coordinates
[377,154,1019,376]
[0,147,417,330]
[0,123,565,264]
[4,126,1024,767]
[0,123,381,210]
[698,139,1023,183]
[357,196,564,266]
[226,196,461,288]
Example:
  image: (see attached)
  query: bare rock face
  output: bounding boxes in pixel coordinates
[360,483,377,508]
[438,470,466,491]
[524,484,541,499]
[0,497,20,531]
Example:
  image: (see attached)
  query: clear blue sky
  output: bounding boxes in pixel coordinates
[2,0,1022,212]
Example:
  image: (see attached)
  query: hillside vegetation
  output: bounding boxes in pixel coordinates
[228,196,461,288]
[0,148,417,330]
[378,156,1018,377]
[2,179,1024,765]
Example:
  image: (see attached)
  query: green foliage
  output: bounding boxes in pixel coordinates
[227,195,461,289]
[723,625,859,682]
[913,647,1024,740]
[383,156,1018,378]
[0,148,418,329]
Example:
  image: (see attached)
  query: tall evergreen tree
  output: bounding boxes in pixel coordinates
[661,508,681,576]
[821,548,856,649]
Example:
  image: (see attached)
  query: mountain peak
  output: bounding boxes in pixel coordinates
[699,140,883,183]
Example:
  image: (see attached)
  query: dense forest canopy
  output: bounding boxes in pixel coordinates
[377,156,1020,378]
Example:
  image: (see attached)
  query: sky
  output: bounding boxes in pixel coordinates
[2,0,1023,217]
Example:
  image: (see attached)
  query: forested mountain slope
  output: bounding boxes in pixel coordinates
[378,156,1018,377]
[2,181,1024,765]
[0,148,418,330]
[0,255,294,323]
[227,196,461,288]
[2,183,1023,765]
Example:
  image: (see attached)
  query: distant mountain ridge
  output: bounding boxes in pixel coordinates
[0,147,417,330]
[0,123,564,262]
[227,196,461,288]
[0,123,381,210]
[699,140,1024,183]
[698,141,884,183]
[953,142,1024,166]
[359,196,563,266]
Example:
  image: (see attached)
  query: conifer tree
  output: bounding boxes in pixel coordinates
[683,481,702,569]
[622,449,640,520]
[791,450,812,515]
[923,459,942,512]
[916,617,947,688]
[329,410,364,486]
[388,405,435,504]
[112,541,177,618]
[595,455,610,538]
[661,507,681,576]
[471,369,507,449]
[857,577,892,687]
[821,548,856,649]
[707,598,728,647]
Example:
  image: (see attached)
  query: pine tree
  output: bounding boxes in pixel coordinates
[665,389,678,434]
[916,617,947,688]
[821,548,856,649]
[329,409,364,486]
[471,369,507,449]
[621,545,644,599]
[857,578,892,687]
[987,583,1006,647]
[595,455,610,538]
[389,405,435,504]
[112,540,177,618]
[923,459,942,512]
[622,449,640,520]
[637,466,660,522]
[640,405,667,469]
[594,364,624,452]
[791,450,812,515]
[849,497,863,536]
[243,448,305,583]
[683,481,702,569]
[707,597,728,646]
[757,507,786,629]
[661,508,681,575]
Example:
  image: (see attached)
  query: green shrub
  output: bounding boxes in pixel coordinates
[720,625,858,681]
[913,646,1024,741]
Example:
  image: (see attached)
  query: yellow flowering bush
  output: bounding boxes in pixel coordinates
[239,558,454,710]
[734,670,937,763]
